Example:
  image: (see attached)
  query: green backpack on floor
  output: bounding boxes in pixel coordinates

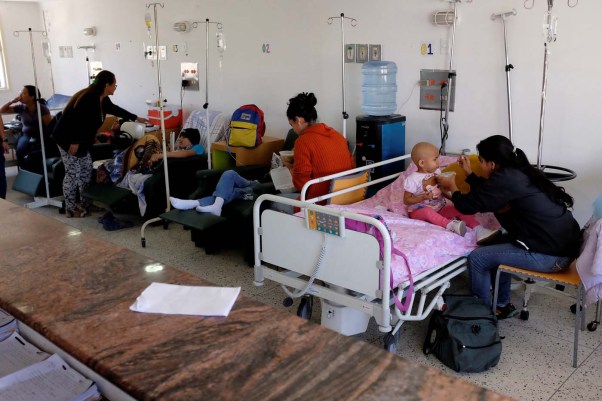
[423,294,502,373]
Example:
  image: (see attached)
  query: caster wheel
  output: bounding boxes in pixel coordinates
[587,321,599,332]
[283,297,293,308]
[383,330,401,354]
[163,221,169,230]
[519,310,529,321]
[570,304,583,314]
[141,238,146,248]
[296,296,313,320]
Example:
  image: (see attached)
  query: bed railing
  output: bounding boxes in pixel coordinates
[300,154,412,202]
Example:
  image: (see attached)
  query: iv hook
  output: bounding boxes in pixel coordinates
[524,0,577,9]
[327,15,357,27]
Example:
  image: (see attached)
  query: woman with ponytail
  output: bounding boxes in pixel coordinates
[437,135,581,319]
[53,70,146,217]
[284,92,354,201]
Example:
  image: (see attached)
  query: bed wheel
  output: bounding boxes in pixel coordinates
[570,303,582,314]
[383,329,401,354]
[141,238,146,248]
[587,321,599,332]
[296,296,313,320]
[519,310,529,321]
[163,221,169,230]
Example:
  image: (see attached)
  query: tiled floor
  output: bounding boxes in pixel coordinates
[4,166,601,401]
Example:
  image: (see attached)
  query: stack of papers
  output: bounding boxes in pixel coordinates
[0,335,100,401]
[130,282,241,317]
[0,309,17,342]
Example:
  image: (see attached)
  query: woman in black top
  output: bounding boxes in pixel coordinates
[53,70,146,217]
[437,135,581,318]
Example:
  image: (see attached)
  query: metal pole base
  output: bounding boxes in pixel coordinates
[25,197,63,209]
[534,165,577,182]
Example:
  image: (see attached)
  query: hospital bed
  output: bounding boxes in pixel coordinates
[253,155,483,352]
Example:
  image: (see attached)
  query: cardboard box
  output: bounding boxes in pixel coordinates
[148,105,182,128]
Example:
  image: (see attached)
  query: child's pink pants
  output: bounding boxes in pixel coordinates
[409,205,479,229]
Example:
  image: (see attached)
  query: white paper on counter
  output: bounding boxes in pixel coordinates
[0,332,49,378]
[0,354,99,401]
[130,282,241,317]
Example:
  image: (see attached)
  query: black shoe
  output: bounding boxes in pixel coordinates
[495,303,519,320]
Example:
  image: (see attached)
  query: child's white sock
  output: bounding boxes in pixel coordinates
[170,197,199,210]
[195,197,225,216]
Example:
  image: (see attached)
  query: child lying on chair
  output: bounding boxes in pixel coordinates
[403,142,497,244]
[170,170,259,217]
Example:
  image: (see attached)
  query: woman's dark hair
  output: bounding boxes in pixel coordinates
[477,135,574,208]
[286,92,318,122]
[180,128,200,145]
[24,85,46,105]
[64,70,116,111]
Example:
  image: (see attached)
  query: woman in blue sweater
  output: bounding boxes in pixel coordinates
[437,135,581,318]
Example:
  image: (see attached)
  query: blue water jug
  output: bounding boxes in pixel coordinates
[361,61,398,116]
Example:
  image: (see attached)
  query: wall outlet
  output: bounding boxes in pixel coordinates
[59,46,73,58]
[369,44,381,61]
[356,44,368,63]
[345,44,355,63]
[145,45,167,60]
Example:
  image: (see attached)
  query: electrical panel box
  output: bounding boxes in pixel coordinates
[181,62,199,90]
[355,114,406,181]
[419,69,456,111]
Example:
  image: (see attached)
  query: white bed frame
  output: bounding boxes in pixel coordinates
[252,155,468,351]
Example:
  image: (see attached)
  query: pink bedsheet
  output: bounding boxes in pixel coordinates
[326,156,499,288]
[331,204,478,287]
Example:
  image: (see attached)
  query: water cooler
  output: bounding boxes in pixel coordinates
[355,114,406,180]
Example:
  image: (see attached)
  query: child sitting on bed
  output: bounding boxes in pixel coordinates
[403,142,497,244]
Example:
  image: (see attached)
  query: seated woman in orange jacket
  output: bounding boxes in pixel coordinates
[282,92,355,202]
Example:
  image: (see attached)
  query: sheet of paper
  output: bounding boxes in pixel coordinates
[0,354,99,401]
[270,166,294,190]
[0,332,49,378]
[0,309,17,342]
[130,282,241,317]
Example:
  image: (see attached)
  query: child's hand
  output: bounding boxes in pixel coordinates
[436,174,455,190]
[458,155,472,176]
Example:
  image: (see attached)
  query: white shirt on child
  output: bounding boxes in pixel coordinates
[403,169,446,213]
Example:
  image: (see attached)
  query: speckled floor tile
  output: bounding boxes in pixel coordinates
[549,344,602,401]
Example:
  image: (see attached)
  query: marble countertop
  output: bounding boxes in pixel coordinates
[0,200,514,401]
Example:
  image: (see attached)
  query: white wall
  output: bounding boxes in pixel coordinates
[4,0,601,223]
[0,1,52,103]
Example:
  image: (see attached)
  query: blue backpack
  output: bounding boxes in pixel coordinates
[228,104,266,148]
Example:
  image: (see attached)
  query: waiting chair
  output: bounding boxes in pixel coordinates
[492,262,584,367]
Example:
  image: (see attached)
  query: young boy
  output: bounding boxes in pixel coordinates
[403,142,497,243]
[149,128,205,163]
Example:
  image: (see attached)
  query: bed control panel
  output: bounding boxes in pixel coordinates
[306,210,345,237]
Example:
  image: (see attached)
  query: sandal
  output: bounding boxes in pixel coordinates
[66,208,88,218]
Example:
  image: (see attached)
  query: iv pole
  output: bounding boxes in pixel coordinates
[439,1,461,155]
[76,45,96,85]
[141,2,169,245]
[527,0,577,181]
[13,28,62,209]
[192,19,223,170]
[491,9,518,141]
[327,13,357,140]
